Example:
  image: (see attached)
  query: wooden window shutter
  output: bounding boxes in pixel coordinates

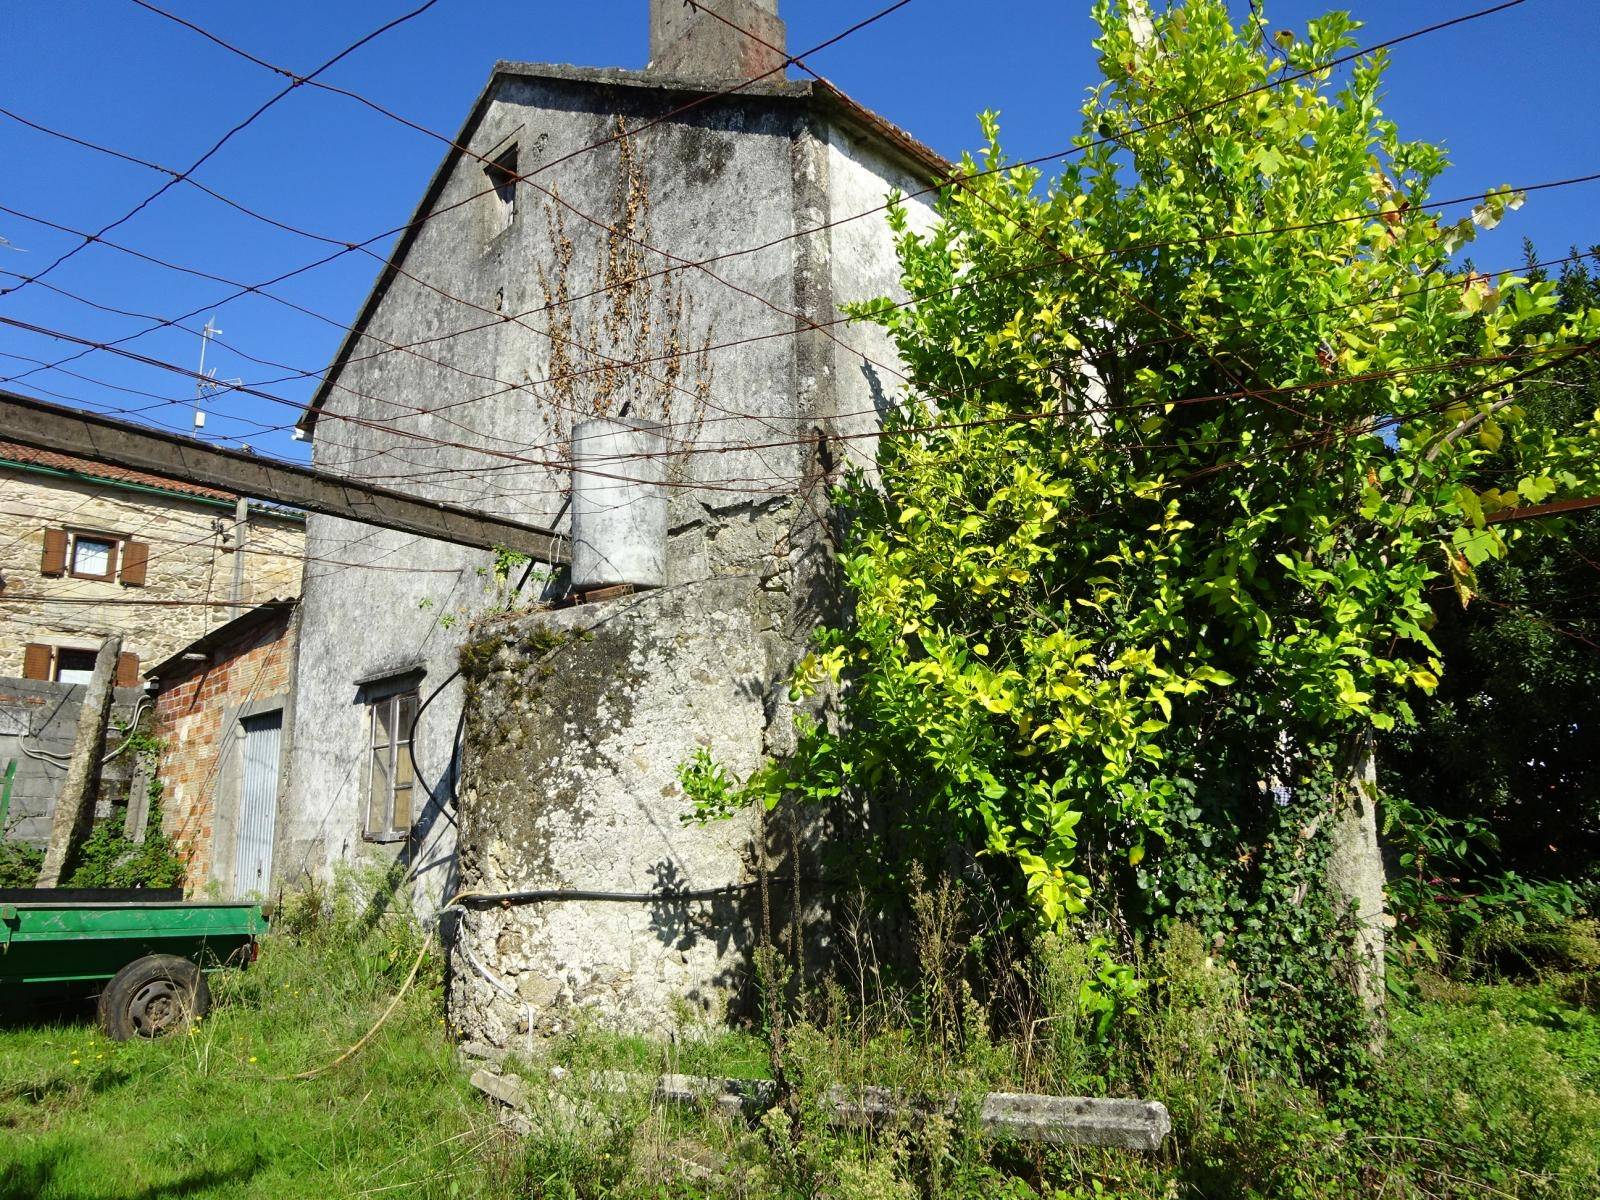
[23,642,52,680]
[119,541,149,587]
[116,652,140,688]
[40,528,67,576]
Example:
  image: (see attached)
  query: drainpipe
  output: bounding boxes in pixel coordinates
[231,496,248,617]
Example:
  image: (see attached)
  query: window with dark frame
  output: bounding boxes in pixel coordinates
[485,146,518,236]
[365,689,419,842]
[68,532,118,581]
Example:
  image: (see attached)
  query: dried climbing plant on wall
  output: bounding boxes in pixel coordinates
[535,117,714,458]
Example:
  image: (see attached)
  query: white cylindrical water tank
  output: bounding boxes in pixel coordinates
[570,416,667,590]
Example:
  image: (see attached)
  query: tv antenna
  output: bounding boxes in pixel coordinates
[193,316,241,435]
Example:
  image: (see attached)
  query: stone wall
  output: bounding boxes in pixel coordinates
[0,677,149,848]
[151,606,297,894]
[0,464,304,678]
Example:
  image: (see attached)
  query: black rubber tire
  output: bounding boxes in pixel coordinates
[96,954,211,1041]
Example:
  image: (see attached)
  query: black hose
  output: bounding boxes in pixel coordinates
[451,882,763,908]
[408,520,569,813]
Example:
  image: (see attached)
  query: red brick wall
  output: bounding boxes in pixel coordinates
[152,608,294,890]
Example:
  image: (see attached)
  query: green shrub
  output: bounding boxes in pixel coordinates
[0,839,44,887]
[64,803,184,889]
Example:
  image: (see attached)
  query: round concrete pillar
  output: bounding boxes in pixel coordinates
[570,417,667,590]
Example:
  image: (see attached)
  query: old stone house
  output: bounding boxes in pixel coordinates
[0,440,304,683]
[282,0,942,1045]
[0,441,304,859]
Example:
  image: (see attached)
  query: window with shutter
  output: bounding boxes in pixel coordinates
[119,541,149,587]
[22,642,52,680]
[40,529,67,576]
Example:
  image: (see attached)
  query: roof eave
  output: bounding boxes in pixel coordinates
[144,598,297,681]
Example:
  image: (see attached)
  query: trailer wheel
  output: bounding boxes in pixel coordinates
[97,954,211,1041]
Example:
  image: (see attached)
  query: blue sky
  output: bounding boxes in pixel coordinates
[1,0,1595,464]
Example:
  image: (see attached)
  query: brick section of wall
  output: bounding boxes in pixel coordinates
[151,608,295,889]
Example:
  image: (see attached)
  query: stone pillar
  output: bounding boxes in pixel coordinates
[449,575,785,1046]
[123,758,152,844]
[36,635,122,887]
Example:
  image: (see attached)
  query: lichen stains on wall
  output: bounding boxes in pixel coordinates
[450,574,790,1043]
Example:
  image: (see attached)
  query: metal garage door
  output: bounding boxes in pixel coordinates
[234,711,282,898]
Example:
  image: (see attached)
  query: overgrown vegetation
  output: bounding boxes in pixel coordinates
[0,870,518,1200]
[0,729,183,890]
[683,0,1600,1074]
[4,871,1594,1198]
[62,802,185,891]
[64,732,185,890]
[0,840,44,888]
[1381,249,1600,915]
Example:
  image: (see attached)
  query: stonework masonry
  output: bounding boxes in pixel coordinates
[0,457,303,681]
[454,574,797,1039]
[150,604,297,895]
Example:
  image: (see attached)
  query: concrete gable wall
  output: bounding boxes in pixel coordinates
[286,76,818,908]
[822,124,940,478]
[286,71,944,1024]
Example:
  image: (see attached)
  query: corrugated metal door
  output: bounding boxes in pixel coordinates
[234,711,282,898]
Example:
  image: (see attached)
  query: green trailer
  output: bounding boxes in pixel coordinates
[0,888,269,1039]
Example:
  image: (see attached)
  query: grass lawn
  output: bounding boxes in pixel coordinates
[3,900,1598,1199]
[0,926,507,1200]
[0,901,763,1200]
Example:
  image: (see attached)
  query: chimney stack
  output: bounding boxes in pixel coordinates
[649,0,788,81]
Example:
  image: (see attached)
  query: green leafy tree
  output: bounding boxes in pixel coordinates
[693,3,1600,946]
[816,0,1600,929]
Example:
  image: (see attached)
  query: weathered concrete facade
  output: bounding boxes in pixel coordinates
[0,677,146,848]
[453,577,779,1040]
[285,37,939,1043]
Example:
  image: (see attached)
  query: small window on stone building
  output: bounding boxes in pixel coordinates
[365,689,418,842]
[53,647,99,686]
[68,533,118,581]
[485,146,518,236]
